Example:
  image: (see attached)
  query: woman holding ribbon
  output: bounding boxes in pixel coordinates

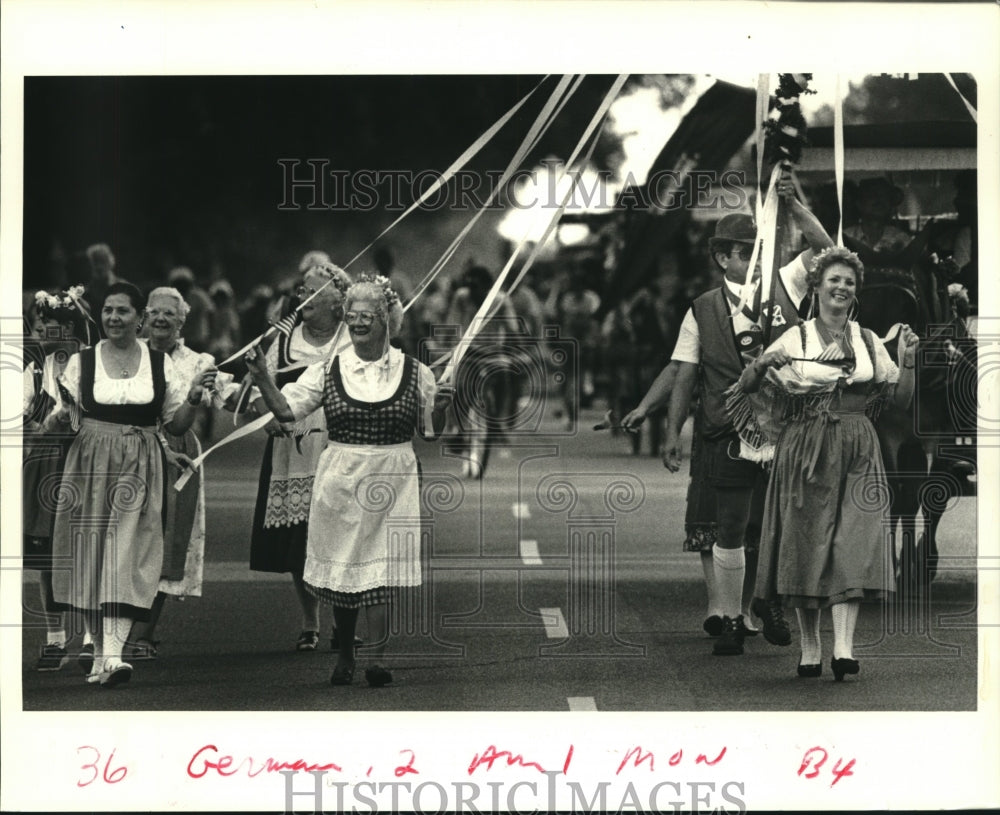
[247,262,352,652]
[731,247,919,681]
[125,286,226,660]
[23,286,92,671]
[244,274,454,688]
[48,282,216,687]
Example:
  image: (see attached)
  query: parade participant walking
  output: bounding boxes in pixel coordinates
[733,247,917,680]
[248,262,352,653]
[662,172,833,656]
[245,274,454,688]
[126,286,221,660]
[48,282,216,687]
[22,286,92,671]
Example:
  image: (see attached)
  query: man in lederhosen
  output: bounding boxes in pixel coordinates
[664,174,833,656]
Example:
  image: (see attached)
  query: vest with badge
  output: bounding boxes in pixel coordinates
[692,274,801,439]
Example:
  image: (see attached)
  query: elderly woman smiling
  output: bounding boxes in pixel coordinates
[49,282,217,687]
[245,274,454,688]
[124,286,222,660]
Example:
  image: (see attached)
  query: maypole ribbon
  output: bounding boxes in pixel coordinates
[174,411,275,492]
[943,73,977,123]
[738,73,773,315]
[403,74,581,313]
[438,74,628,384]
[834,73,845,247]
[214,76,551,371]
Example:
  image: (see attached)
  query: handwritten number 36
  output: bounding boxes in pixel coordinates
[77,746,128,787]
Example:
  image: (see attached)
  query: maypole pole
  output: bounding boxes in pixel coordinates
[761,73,814,346]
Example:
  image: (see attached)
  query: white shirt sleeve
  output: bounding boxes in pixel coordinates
[57,353,82,409]
[160,353,188,424]
[670,308,700,364]
[417,361,439,438]
[871,331,900,385]
[779,254,810,310]
[23,365,36,416]
[279,359,326,420]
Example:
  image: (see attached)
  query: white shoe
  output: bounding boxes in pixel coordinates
[96,658,133,688]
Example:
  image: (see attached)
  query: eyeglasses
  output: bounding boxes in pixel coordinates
[730,246,754,261]
[344,310,377,326]
[295,285,319,299]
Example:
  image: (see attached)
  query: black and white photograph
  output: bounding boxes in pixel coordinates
[2,2,998,812]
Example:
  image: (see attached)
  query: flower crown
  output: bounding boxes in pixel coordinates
[355,273,401,310]
[34,285,88,319]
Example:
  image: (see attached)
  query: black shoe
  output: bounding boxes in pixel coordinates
[77,643,95,675]
[750,598,792,646]
[36,644,68,672]
[797,663,822,678]
[330,662,355,686]
[831,657,860,682]
[712,615,745,656]
[702,615,724,637]
[365,665,393,688]
[738,617,760,637]
[296,630,320,652]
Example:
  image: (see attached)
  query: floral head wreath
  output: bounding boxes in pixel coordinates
[33,285,94,344]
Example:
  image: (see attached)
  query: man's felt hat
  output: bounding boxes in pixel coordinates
[708,214,757,253]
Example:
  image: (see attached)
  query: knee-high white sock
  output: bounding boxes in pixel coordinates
[102,616,132,665]
[713,546,745,619]
[700,551,722,617]
[831,601,860,660]
[796,608,822,664]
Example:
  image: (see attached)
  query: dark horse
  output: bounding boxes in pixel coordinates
[850,236,976,592]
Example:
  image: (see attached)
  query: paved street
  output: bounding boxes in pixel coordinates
[20,406,980,712]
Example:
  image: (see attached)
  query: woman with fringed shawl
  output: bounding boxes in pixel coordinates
[728,247,919,682]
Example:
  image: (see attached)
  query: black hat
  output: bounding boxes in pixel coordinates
[708,214,756,252]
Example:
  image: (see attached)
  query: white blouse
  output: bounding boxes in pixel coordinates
[281,346,439,436]
[59,340,188,423]
[765,320,900,396]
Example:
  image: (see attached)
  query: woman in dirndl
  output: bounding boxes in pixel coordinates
[248,262,353,652]
[731,247,919,681]
[125,286,229,659]
[48,282,216,687]
[23,286,92,671]
[244,273,454,688]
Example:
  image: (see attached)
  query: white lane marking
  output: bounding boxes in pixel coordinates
[568,697,597,711]
[520,539,542,566]
[512,501,531,519]
[540,607,569,638]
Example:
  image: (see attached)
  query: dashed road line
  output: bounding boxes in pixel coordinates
[519,539,542,566]
[540,606,569,638]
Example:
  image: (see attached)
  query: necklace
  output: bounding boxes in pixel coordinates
[105,343,139,378]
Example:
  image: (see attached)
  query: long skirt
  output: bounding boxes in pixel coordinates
[248,429,324,574]
[158,428,205,597]
[304,441,422,606]
[754,412,894,609]
[50,419,166,621]
[22,434,71,568]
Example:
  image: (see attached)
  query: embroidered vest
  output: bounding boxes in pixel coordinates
[693,277,800,439]
[323,355,420,445]
[79,345,166,426]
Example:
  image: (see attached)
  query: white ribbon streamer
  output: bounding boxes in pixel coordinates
[834,73,845,247]
[944,73,977,123]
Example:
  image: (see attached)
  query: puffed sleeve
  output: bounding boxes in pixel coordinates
[417,361,439,438]
[56,352,82,409]
[280,359,325,420]
[247,335,281,403]
[23,364,36,416]
[871,331,900,385]
[160,353,190,423]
